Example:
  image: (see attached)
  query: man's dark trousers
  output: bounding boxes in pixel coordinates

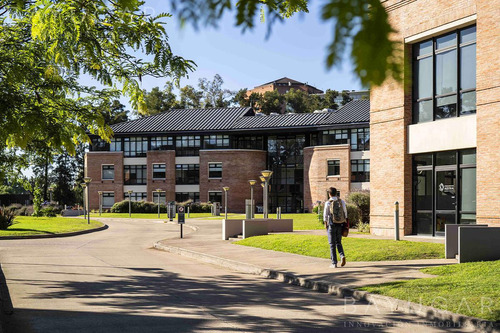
[327,223,345,265]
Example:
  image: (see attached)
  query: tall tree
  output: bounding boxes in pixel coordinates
[233,88,250,107]
[102,100,130,125]
[51,152,77,205]
[322,89,340,110]
[198,74,234,108]
[259,91,284,115]
[142,83,180,116]
[178,85,203,109]
[340,90,353,106]
[284,89,309,113]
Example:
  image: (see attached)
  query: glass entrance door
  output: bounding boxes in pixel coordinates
[435,169,457,234]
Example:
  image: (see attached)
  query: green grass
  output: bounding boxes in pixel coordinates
[359,261,500,321]
[95,212,214,219]
[0,216,104,236]
[234,234,445,261]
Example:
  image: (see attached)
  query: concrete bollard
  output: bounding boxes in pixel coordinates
[394,201,399,241]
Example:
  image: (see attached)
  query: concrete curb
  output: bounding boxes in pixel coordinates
[154,241,499,333]
[0,224,108,240]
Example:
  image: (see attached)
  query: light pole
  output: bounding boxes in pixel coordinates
[80,183,87,219]
[127,190,133,218]
[223,186,229,219]
[156,189,163,218]
[260,170,273,219]
[98,191,103,216]
[249,180,256,219]
[48,186,54,203]
[83,177,92,224]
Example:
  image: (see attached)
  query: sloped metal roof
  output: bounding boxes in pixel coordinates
[111,107,253,133]
[109,100,370,134]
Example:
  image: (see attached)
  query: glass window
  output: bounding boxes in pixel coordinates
[322,129,349,145]
[203,135,230,149]
[102,165,114,180]
[351,159,370,182]
[91,138,109,151]
[233,136,264,150]
[208,163,222,178]
[460,168,476,213]
[436,151,456,166]
[350,128,370,151]
[415,212,433,235]
[124,192,147,202]
[102,193,115,208]
[460,149,476,165]
[153,164,166,179]
[327,160,340,176]
[175,136,201,156]
[175,192,200,203]
[175,164,199,184]
[110,138,122,152]
[124,165,147,185]
[414,154,433,167]
[124,137,148,157]
[151,137,173,150]
[415,170,432,210]
[152,192,166,205]
[412,26,476,124]
[208,192,222,204]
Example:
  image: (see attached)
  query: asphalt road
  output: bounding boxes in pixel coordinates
[0,219,470,333]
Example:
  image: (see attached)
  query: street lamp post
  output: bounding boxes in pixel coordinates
[155,189,162,218]
[223,186,229,219]
[80,183,87,219]
[248,180,256,219]
[83,177,92,224]
[260,170,273,219]
[127,190,133,218]
[48,186,54,203]
[98,191,103,216]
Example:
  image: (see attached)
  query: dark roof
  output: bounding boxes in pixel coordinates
[257,77,304,87]
[109,100,370,134]
[111,107,253,134]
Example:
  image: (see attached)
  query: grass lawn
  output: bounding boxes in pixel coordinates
[234,234,445,261]
[0,216,103,236]
[95,212,215,219]
[359,261,500,321]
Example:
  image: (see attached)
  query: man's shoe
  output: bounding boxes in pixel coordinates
[340,257,346,267]
[329,263,337,268]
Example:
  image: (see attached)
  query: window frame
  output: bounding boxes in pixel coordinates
[208,162,223,179]
[175,164,200,184]
[351,159,370,182]
[203,135,230,149]
[124,165,147,185]
[124,192,148,202]
[150,136,174,151]
[102,192,115,208]
[208,191,223,204]
[152,163,166,180]
[101,164,115,180]
[123,137,148,157]
[327,159,341,177]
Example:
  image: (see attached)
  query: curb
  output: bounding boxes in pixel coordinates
[0,224,108,240]
[154,241,499,333]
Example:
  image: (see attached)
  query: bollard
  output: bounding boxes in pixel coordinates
[187,206,190,218]
[394,201,399,241]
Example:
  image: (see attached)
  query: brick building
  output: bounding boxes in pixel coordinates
[85,101,370,213]
[247,77,323,96]
[370,0,499,237]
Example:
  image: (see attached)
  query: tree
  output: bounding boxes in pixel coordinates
[51,152,77,206]
[178,85,203,109]
[340,90,353,106]
[233,88,250,107]
[102,100,129,125]
[322,89,340,110]
[142,83,180,116]
[259,91,284,115]
[284,89,309,113]
[198,74,234,108]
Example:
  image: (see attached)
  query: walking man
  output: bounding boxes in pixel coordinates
[323,187,347,268]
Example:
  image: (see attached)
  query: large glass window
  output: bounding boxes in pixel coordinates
[203,135,230,149]
[124,192,147,202]
[175,136,201,156]
[175,192,200,203]
[327,160,340,176]
[233,136,264,150]
[351,159,370,182]
[102,193,115,208]
[152,192,166,205]
[124,165,147,185]
[124,137,148,157]
[208,192,222,204]
[110,138,122,152]
[350,128,370,151]
[413,26,476,123]
[151,136,173,150]
[208,163,222,178]
[322,129,348,145]
[175,164,199,184]
[102,165,114,180]
[153,164,166,179]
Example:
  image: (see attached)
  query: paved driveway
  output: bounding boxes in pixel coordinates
[0,219,469,332]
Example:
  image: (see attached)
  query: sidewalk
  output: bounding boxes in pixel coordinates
[156,219,454,289]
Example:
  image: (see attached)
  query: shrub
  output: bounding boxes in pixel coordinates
[188,202,212,213]
[110,200,167,213]
[15,206,33,216]
[356,222,370,233]
[347,191,370,223]
[312,202,324,214]
[0,208,15,230]
[346,204,361,226]
[5,204,22,214]
[40,206,58,217]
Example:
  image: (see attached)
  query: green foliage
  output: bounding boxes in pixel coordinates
[101,100,129,125]
[178,85,203,109]
[188,202,212,213]
[259,90,284,114]
[110,200,167,214]
[51,151,77,206]
[0,208,16,230]
[233,88,250,107]
[312,203,323,214]
[346,204,361,225]
[39,206,58,217]
[198,74,235,108]
[284,88,309,113]
[356,222,370,233]
[235,235,445,261]
[361,261,500,321]
[14,206,34,216]
[347,191,370,223]
[142,84,179,116]
[32,181,44,217]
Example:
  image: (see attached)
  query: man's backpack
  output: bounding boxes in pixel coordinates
[329,199,346,224]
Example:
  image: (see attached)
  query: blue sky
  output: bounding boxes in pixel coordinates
[133,1,362,94]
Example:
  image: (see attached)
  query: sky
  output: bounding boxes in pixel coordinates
[116,1,363,97]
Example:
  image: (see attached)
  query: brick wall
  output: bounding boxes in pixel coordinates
[303,145,350,212]
[146,150,176,203]
[199,150,267,213]
[85,152,124,210]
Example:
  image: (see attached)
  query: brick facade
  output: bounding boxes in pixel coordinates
[303,145,350,212]
[199,150,267,213]
[371,0,499,236]
[146,150,176,202]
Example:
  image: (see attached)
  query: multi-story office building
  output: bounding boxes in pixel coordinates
[370,0,499,236]
[85,100,370,213]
